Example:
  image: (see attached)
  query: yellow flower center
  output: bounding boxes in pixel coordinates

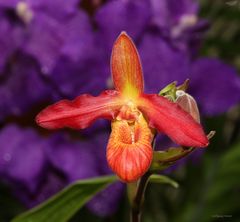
[116,100,141,123]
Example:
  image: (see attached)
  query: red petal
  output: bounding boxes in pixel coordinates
[138,94,209,147]
[107,115,153,182]
[36,90,122,129]
[111,32,144,98]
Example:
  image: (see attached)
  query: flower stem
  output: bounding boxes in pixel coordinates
[130,171,151,222]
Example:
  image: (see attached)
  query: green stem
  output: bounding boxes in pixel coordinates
[130,171,151,222]
[130,134,158,222]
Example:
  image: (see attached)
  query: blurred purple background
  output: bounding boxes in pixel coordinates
[0,0,240,218]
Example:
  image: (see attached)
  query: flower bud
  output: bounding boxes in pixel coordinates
[175,90,200,123]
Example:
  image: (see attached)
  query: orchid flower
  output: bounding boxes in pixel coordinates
[36,32,208,182]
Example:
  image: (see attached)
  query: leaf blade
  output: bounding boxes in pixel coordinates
[12,175,117,222]
[149,174,179,188]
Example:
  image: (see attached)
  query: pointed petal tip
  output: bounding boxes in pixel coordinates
[35,111,49,129]
[117,31,131,41]
[198,131,216,148]
[198,137,209,148]
[35,115,42,127]
[111,31,144,96]
[115,31,133,46]
[120,31,128,36]
[35,113,55,130]
[192,129,213,148]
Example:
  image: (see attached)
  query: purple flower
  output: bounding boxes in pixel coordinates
[15,169,66,208]
[49,57,108,98]
[87,182,124,217]
[46,131,125,217]
[0,0,94,72]
[95,0,206,54]
[0,125,47,193]
[23,10,95,72]
[45,133,99,182]
[94,0,151,51]
[138,32,240,116]
[0,54,52,120]
[0,124,124,216]
[150,0,198,29]
[189,58,240,115]
[139,32,190,93]
[0,0,79,19]
[149,0,208,53]
[0,12,23,73]
[0,4,103,118]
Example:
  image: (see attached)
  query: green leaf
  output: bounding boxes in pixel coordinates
[150,132,215,172]
[154,147,193,162]
[159,81,177,96]
[149,174,179,188]
[12,175,117,222]
[176,79,190,91]
[150,147,193,171]
[158,79,190,101]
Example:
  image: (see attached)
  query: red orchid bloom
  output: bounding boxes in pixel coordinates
[36,32,208,182]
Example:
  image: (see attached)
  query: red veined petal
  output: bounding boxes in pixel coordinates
[107,114,153,182]
[111,32,144,98]
[36,90,123,130]
[138,94,209,147]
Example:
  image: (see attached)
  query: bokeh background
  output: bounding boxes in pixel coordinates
[0,0,240,221]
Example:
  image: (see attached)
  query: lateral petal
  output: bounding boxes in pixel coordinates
[107,115,153,182]
[36,90,122,130]
[138,94,209,147]
[111,32,144,98]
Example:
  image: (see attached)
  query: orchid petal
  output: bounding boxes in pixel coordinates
[138,94,209,147]
[36,90,122,130]
[111,32,144,98]
[107,115,153,182]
